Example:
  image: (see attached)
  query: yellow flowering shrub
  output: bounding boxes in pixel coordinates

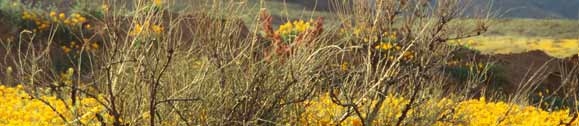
[299,94,579,126]
[0,85,114,125]
[61,39,100,54]
[18,7,101,55]
[275,20,314,43]
[343,24,398,43]
[129,21,164,36]
[437,97,576,126]
[340,24,416,62]
[22,10,89,32]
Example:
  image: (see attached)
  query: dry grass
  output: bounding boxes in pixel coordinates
[0,0,577,125]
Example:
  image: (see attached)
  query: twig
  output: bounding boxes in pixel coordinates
[34,96,69,123]
[155,98,202,105]
[562,113,578,126]
[150,48,175,126]
[396,75,422,126]
[105,66,122,126]
[167,102,193,126]
[330,88,365,126]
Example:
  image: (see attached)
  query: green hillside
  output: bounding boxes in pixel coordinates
[268,0,579,19]
[250,0,578,39]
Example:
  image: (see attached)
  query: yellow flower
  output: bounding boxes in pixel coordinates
[341,63,348,71]
[85,24,92,29]
[78,17,87,23]
[71,13,80,18]
[151,24,163,33]
[130,24,143,36]
[142,112,151,119]
[58,13,66,19]
[91,43,100,50]
[375,42,394,50]
[22,11,31,20]
[274,19,313,36]
[49,11,56,17]
[38,23,49,30]
[62,46,71,54]
[153,0,162,5]
[0,85,114,125]
[351,119,362,126]
[101,4,109,12]
[300,94,579,126]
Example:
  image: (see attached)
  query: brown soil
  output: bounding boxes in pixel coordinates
[488,50,578,94]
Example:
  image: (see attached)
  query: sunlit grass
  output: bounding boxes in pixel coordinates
[450,36,579,58]
[0,0,577,125]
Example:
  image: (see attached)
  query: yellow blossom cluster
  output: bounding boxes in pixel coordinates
[61,39,100,54]
[437,97,576,126]
[298,93,579,126]
[0,85,114,125]
[101,4,109,13]
[21,11,89,32]
[129,21,164,36]
[373,31,399,49]
[343,24,398,44]
[342,26,414,61]
[275,20,313,36]
[372,32,414,61]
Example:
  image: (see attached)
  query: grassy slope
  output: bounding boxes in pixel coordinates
[258,1,578,58]
[271,1,578,36]
[484,19,579,39]
[272,0,579,19]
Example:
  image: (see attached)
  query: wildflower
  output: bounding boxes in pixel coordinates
[102,4,109,12]
[301,94,579,126]
[62,46,71,54]
[151,24,163,33]
[130,24,144,36]
[375,42,394,50]
[84,24,92,29]
[153,0,162,6]
[389,32,397,39]
[341,63,348,71]
[90,43,100,50]
[59,13,66,19]
[71,18,79,24]
[22,11,31,20]
[403,51,414,60]
[0,85,115,125]
[276,22,293,35]
[71,13,81,19]
[78,17,87,23]
[49,11,56,17]
[142,112,151,119]
[38,23,49,30]
[63,19,71,25]
[351,119,362,126]
[275,19,313,36]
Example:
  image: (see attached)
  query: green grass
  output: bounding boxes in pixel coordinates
[484,19,579,39]
[256,1,578,39]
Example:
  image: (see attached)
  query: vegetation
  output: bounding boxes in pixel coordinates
[0,0,577,126]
